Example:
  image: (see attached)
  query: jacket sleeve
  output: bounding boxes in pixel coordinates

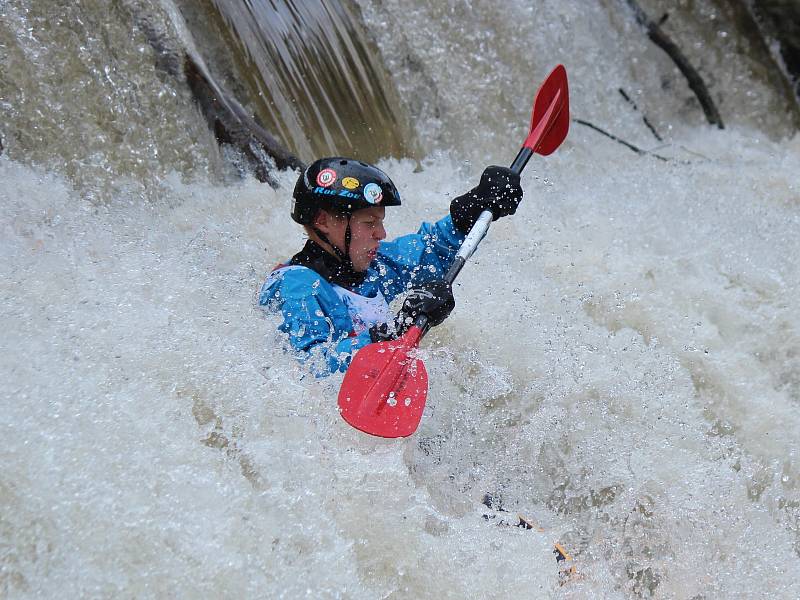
[259,268,373,376]
[376,214,466,302]
[276,294,373,375]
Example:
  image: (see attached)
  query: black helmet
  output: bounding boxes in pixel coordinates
[291,157,402,225]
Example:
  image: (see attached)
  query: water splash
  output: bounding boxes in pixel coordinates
[3,0,800,597]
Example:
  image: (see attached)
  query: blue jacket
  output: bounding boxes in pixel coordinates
[259,215,465,375]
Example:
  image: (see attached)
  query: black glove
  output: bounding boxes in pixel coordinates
[368,280,456,342]
[368,321,396,343]
[396,279,455,335]
[450,165,523,233]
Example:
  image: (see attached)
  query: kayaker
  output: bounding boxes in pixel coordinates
[259,157,523,376]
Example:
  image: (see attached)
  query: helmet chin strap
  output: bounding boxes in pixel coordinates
[311,215,353,267]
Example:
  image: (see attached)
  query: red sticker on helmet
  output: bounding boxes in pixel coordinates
[316,168,337,187]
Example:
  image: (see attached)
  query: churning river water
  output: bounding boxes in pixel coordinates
[2,0,800,598]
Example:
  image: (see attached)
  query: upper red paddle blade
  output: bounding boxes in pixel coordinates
[337,327,429,438]
[524,64,569,156]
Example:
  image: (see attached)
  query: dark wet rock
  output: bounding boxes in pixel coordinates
[131,9,184,78]
[746,0,800,100]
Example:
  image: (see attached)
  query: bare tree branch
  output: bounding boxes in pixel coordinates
[573,118,669,161]
[618,88,663,141]
[623,0,724,129]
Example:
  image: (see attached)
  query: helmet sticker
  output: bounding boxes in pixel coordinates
[316,168,337,187]
[363,182,383,204]
[313,187,359,199]
[342,176,360,190]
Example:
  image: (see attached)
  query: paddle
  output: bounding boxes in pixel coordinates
[338,65,570,438]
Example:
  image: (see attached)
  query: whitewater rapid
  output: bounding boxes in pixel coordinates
[4,0,800,596]
[3,124,800,597]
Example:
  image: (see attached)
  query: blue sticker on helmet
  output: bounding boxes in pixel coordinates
[363,183,383,204]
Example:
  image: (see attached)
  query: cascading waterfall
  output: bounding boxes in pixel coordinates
[2,0,800,598]
[196,0,418,162]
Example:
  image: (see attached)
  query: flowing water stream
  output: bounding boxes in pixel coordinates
[2,0,800,598]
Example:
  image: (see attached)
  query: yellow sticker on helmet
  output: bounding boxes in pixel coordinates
[342,177,360,190]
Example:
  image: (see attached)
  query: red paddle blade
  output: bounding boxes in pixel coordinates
[337,327,428,438]
[524,64,569,156]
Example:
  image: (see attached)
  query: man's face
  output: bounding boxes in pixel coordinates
[315,206,387,272]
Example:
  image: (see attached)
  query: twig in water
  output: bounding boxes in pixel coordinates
[573,118,669,161]
[618,88,663,141]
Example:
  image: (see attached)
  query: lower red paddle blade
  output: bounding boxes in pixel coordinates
[524,64,570,156]
[337,329,429,438]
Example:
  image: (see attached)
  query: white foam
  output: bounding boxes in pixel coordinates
[3,127,800,596]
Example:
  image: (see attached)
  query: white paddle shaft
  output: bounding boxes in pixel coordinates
[444,210,493,285]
